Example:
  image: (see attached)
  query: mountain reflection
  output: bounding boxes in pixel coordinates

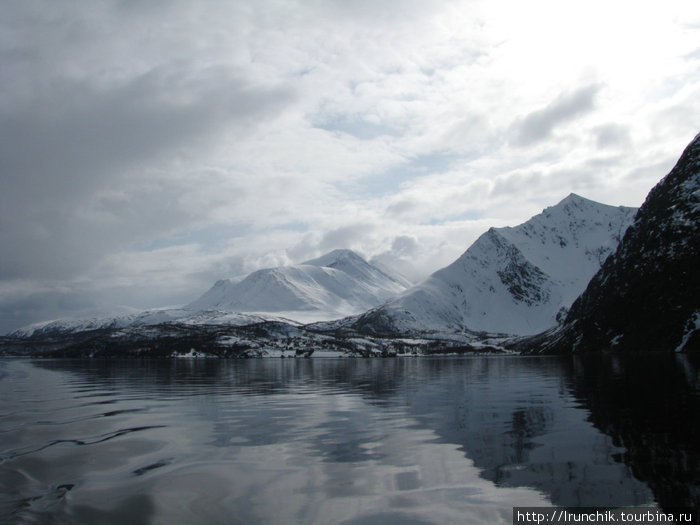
[27,355,698,514]
[569,352,700,512]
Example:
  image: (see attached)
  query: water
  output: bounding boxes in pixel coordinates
[0,355,698,524]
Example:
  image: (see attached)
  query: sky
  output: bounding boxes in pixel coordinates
[1,0,699,333]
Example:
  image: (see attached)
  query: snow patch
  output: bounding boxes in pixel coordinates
[675,311,700,352]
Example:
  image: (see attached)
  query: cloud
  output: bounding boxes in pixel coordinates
[509,84,602,147]
[0,285,97,334]
[385,199,420,217]
[0,61,294,282]
[491,170,544,197]
[390,235,420,256]
[319,224,376,253]
[593,123,632,149]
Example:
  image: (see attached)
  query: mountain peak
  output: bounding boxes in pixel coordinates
[553,193,596,209]
[563,192,586,203]
[534,193,637,227]
[187,247,407,321]
[353,193,637,337]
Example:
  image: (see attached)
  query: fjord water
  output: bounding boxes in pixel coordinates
[0,355,697,524]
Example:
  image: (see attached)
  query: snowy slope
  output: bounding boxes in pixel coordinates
[10,308,282,338]
[10,312,140,338]
[187,249,409,321]
[353,194,637,337]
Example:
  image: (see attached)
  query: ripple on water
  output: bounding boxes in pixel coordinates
[1,356,693,524]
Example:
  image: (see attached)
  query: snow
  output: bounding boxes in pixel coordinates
[173,348,217,359]
[10,308,292,338]
[362,194,637,337]
[11,312,139,338]
[187,249,408,322]
[675,311,700,352]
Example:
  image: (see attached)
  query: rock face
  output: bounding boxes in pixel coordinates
[352,194,637,337]
[537,132,700,353]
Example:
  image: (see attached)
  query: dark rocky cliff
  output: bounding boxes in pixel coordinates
[534,133,700,353]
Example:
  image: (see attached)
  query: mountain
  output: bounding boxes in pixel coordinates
[531,132,700,353]
[9,308,280,339]
[6,249,408,343]
[351,194,637,337]
[187,249,409,322]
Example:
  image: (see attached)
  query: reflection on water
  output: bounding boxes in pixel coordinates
[0,355,696,524]
[570,352,700,513]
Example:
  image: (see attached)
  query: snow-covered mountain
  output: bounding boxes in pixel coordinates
[532,132,700,353]
[187,249,409,322]
[9,308,282,339]
[8,249,408,340]
[352,194,637,337]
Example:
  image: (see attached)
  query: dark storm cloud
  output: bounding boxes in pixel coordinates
[0,0,296,291]
[510,84,601,147]
[0,288,100,335]
[0,64,294,281]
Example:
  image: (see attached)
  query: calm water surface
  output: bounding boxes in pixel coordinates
[0,355,698,524]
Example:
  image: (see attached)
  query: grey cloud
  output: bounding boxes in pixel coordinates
[594,123,631,149]
[0,1,296,288]
[623,158,678,186]
[312,114,397,140]
[0,69,294,281]
[490,170,544,197]
[286,225,376,266]
[369,235,422,283]
[490,164,605,199]
[319,223,375,252]
[391,235,420,256]
[286,233,323,263]
[0,273,210,334]
[0,288,99,335]
[3,67,292,196]
[385,199,420,217]
[585,154,625,169]
[510,84,601,147]
[285,224,376,266]
[316,0,447,24]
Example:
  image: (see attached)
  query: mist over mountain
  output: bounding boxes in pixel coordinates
[187,249,409,323]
